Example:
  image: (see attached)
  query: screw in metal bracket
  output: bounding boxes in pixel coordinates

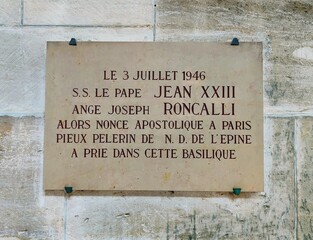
[231,38,239,46]
[64,186,73,194]
[233,188,241,195]
[69,38,77,46]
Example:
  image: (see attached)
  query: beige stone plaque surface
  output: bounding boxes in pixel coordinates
[44,42,263,192]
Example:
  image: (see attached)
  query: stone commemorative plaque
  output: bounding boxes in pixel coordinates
[44,42,263,192]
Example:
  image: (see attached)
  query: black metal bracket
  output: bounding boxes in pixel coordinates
[69,38,77,46]
[231,38,239,46]
[64,186,73,194]
[233,188,241,195]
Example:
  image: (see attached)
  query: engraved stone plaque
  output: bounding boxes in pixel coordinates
[44,42,263,192]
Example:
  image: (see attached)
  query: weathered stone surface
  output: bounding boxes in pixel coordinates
[0,238,24,240]
[0,1,308,239]
[63,118,295,239]
[0,26,152,115]
[156,0,313,115]
[0,117,63,239]
[0,0,20,25]
[297,117,313,239]
[24,0,153,26]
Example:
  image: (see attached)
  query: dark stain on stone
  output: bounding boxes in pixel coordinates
[303,233,313,240]
[174,224,179,240]
[192,210,196,240]
[197,224,214,239]
[167,211,197,239]
[265,81,280,105]
[265,79,296,106]
[166,219,170,240]
[284,1,313,15]
[159,0,270,13]
[0,118,13,137]
[300,199,311,214]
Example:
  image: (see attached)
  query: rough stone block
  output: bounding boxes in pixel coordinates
[0,26,152,115]
[156,0,313,115]
[296,117,313,239]
[24,0,153,26]
[0,117,64,239]
[0,0,20,25]
[64,118,295,239]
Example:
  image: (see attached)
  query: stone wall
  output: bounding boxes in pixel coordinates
[0,1,312,239]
